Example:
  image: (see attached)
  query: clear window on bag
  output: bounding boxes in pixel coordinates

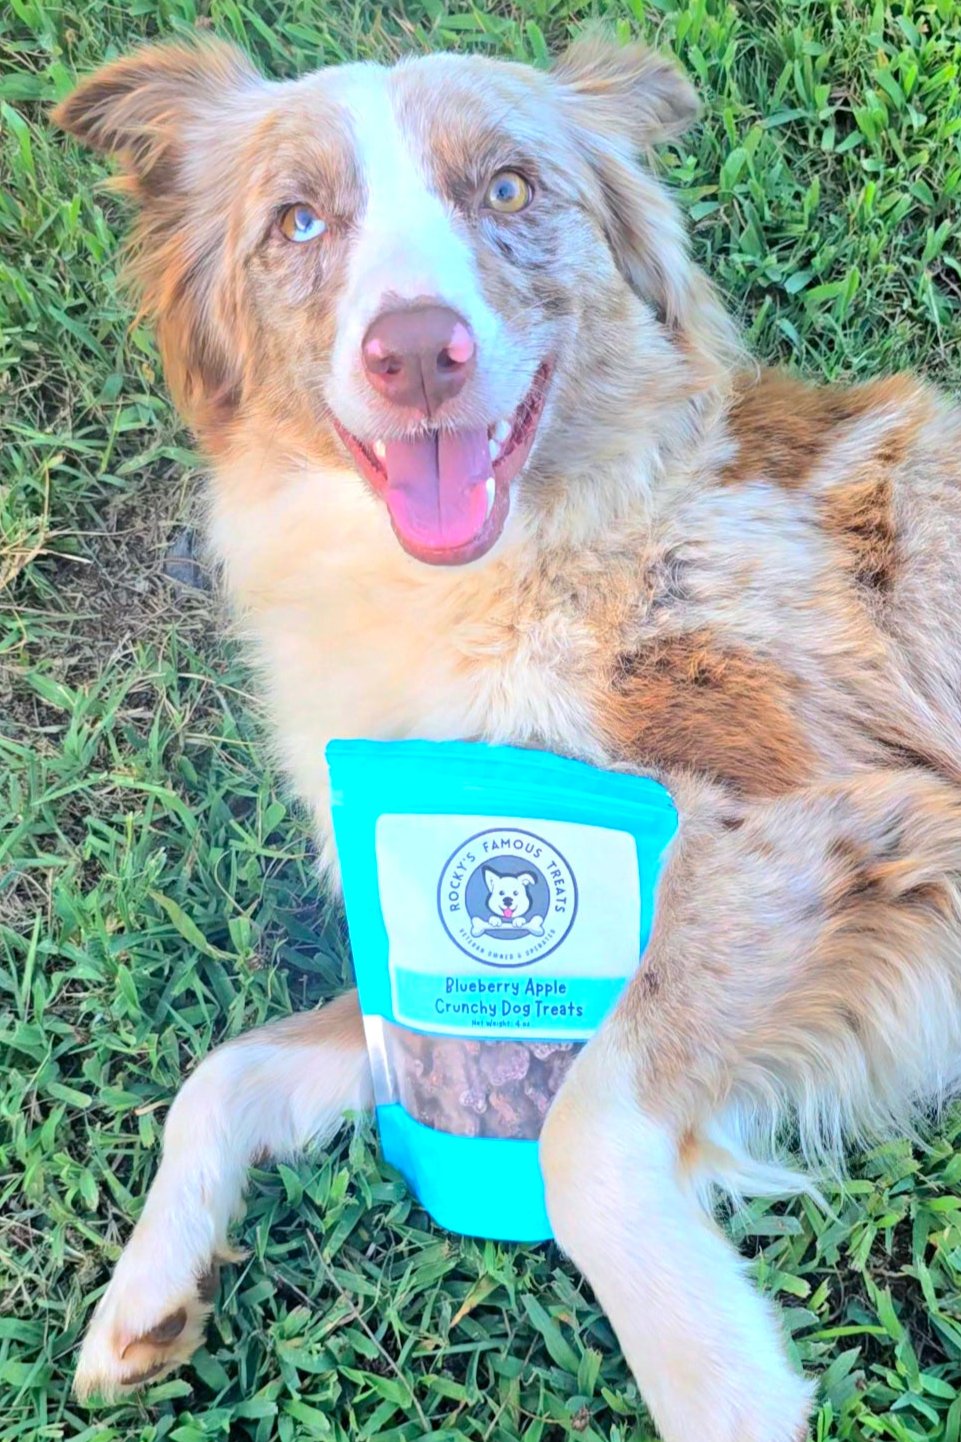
[369,1021,583,1140]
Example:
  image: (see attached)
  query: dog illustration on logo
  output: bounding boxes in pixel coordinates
[470,868,545,937]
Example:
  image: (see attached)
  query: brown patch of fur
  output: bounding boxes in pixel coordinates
[721,370,876,488]
[831,856,953,917]
[51,37,257,175]
[825,815,957,921]
[118,1360,168,1386]
[55,40,367,450]
[552,37,700,148]
[196,1264,220,1304]
[136,1309,187,1346]
[604,630,815,796]
[722,370,930,521]
[676,1127,745,1185]
[822,474,898,595]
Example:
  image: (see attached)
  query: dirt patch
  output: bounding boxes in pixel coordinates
[3,470,227,742]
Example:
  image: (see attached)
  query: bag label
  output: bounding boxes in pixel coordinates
[376,813,641,1040]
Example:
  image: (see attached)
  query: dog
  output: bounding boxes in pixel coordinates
[471,868,543,934]
[54,32,961,1441]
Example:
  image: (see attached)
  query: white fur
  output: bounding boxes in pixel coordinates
[75,1003,371,1400]
[541,1038,814,1442]
[207,446,608,872]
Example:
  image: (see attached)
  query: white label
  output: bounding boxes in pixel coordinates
[375,813,641,1040]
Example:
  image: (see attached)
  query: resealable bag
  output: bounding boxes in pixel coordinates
[327,740,677,1242]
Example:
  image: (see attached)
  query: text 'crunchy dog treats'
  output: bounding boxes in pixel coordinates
[328,740,676,1241]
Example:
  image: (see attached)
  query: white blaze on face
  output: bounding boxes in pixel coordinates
[319,60,551,568]
[325,63,501,437]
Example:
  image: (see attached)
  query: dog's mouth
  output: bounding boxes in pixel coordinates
[333,360,552,566]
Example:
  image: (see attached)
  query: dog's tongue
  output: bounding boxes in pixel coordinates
[382,428,491,554]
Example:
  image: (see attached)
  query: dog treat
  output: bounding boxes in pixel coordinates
[329,739,676,1240]
[389,1026,580,1140]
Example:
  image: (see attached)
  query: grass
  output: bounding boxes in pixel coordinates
[2,0,961,1437]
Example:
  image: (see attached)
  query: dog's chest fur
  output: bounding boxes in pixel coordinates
[210,460,618,799]
[209,432,871,845]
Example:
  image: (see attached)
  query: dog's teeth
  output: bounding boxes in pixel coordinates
[493,419,511,445]
[484,476,496,521]
[489,438,499,462]
[373,440,386,460]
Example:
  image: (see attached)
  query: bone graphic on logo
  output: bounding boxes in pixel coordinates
[471,913,545,937]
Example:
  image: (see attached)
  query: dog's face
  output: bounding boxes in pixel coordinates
[56,37,721,566]
[484,869,535,920]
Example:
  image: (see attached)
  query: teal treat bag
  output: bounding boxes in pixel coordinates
[327,741,677,1242]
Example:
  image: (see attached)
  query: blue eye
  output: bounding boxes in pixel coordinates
[279,203,327,243]
[484,169,532,214]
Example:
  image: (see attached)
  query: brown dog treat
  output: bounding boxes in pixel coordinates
[478,1042,531,1086]
[485,1087,528,1137]
[522,1075,553,1119]
[396,1029,432,1080]
[438,1105,483,1138]
[423,1038,476,1095]
[528,1040,574,1060]
[459,1084,489,1114]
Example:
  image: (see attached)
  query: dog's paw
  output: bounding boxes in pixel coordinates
[75,1243,222,1403]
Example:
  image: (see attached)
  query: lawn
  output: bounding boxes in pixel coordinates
[2,0,961,1439]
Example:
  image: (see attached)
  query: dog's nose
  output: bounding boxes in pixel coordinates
[362,304,475,416]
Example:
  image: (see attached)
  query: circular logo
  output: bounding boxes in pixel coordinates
[437,827,578,967]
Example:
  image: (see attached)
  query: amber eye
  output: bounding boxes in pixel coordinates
[278,202,327,243]
[484,169,533,214]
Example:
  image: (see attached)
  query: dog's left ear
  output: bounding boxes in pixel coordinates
[552,37,725,355]
[517,873,536,888]
[552,35,699,153]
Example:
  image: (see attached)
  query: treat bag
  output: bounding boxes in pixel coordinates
[327,740,677,1242]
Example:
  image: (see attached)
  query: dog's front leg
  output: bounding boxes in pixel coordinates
[75,991,371,1401]
[541,1029,814,1442]
[539,780,826,1442]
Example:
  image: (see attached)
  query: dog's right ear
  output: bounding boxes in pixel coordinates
[52,37,260,198]
[483,869,501,893]
[53,38,264,432]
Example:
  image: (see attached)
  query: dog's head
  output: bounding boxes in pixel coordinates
[483,869,535,919]
[55,36,730,566]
